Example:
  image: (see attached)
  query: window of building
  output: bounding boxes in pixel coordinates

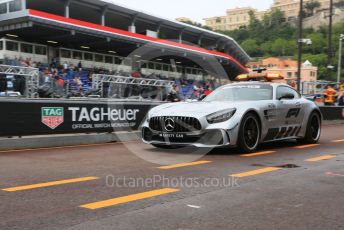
[115,57,123,65]
[6,41,18,51]
[73,51,83,60]
[0,41,3,50]
[0,2,7,14]
[61,49,71,58]
[9,0,21,12]
[35,46,47,55]
[287,72,292,78]
[105,56,113,64]
[163,64,169,71]
[156,63,162,70]
[95,54,103,62]
[177,66,183,73]
[84,52,93,61]
[148,62,154,69]
[21,43,33,53]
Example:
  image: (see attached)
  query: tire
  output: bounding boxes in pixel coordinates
[238,113,261,153]
[299,112,321,144]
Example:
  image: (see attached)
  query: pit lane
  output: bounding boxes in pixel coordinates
[0,124,343,230]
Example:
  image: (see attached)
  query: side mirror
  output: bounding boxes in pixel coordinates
[279,93,294,100]
[199,94,207,101]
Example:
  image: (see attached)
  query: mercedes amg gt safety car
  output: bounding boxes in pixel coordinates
[141,82,322,153]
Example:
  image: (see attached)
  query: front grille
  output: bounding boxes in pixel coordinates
[149,116,202,132]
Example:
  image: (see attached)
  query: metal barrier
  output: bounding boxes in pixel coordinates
[0,64,39,98]
[92,74,175,100]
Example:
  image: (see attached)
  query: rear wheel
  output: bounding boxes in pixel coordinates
[299,112,321,144]
[238,113,261,153]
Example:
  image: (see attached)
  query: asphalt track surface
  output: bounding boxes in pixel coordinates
[0,124,344,230]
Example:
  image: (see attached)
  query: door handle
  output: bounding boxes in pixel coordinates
[295,102,301,107]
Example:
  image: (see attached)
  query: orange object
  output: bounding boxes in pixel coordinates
[323,87,338,105]
[235,73,284,81]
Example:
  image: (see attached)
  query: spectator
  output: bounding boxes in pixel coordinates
[323,85,338,106]
[63,62,69,72]
[203,85,213,96]
[78,61,82,71]
[131,70,142,78]
[43,69,52,84]
[167,84,181,102]
[338,91,344,106]
[74,75,83,92]
[289,80,296,88]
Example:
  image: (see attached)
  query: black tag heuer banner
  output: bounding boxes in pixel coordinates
[0,99,343,137]
[320,106,344,121]
[0,99,161,136]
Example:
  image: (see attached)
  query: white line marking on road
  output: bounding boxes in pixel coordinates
[326,172,344,177]
[187,205,201,209]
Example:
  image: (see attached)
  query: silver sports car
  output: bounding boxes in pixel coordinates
[141,82,322,153]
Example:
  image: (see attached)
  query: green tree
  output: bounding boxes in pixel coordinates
[263,9,285,28]
[260,42,272,56]
[271,38,289,56]
[302,53,328,79]
[214,10,344,81]
[304,33,326,54]
[241,39,261,57]
[304,0,321,17]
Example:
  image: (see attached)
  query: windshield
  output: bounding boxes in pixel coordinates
[204,84,273,102]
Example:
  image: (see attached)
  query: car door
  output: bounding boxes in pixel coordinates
[275,86,305,138]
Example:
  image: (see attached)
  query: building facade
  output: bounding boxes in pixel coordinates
[271,0,339,22]
[203,7,266,31]
[203,0,338,31]
[247,57,318,84]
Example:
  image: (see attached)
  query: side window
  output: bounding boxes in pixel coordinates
[276,86,300,100]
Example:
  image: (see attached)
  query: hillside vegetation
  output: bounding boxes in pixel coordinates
[218,9,344,81]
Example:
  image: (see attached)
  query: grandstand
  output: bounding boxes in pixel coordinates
[0,0,250,101]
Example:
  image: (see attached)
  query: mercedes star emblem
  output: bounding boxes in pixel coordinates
[164,118,175,132]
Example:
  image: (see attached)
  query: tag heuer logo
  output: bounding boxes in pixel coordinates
[41,107,64,129]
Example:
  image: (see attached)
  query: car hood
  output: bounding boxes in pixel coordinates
[150,101,247,117]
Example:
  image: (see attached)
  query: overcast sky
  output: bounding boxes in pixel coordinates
[108,0,274,23]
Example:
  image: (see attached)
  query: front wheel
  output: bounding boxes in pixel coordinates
[237,113,261,153]
[299,112,321,144]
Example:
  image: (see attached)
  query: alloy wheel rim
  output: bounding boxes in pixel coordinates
[244,117,259,149]
[310,115,320,140]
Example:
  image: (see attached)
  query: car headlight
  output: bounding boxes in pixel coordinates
[206,108,236,124]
